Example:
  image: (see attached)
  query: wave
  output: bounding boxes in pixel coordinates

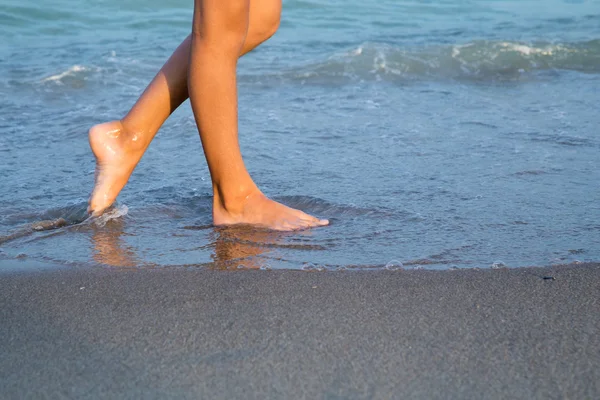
[0,203,128,246]
[245,39,600,84]
[23,39,600,91]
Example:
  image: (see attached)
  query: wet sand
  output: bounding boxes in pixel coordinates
[1,262,598,399]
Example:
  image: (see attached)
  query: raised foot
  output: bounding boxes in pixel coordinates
[213,191,329,231]
[88,121,144,216]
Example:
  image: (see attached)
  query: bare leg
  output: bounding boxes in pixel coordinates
[89,0,282,215]
[89,0,328,230]
[189,0,327,230]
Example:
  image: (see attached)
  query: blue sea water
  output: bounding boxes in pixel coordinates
[1,0,599,270]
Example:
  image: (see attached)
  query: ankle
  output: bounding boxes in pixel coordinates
[213,180,260,215]
[115,120,149,152]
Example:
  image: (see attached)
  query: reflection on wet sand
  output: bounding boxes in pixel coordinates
[91,217,325,270]
[91,219,140,269]
[211,226,289,270]
[91,220,295,270]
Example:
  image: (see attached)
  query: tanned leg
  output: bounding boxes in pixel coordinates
[189,0,327,230]
[88,0,282,215]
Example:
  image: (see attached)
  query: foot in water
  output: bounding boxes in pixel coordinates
[89,121,328,230]
[88,121,146,216]
[213,190,329,231]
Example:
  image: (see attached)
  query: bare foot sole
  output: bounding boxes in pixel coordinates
[213,191,329,231]
[88,121,144,216]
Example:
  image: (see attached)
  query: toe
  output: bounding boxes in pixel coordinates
[295,219,313,229]
[298,212,321,223]
[300,214,329,227]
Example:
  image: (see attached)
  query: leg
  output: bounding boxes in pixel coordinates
[189,0,327,230]
[88,0,282,215]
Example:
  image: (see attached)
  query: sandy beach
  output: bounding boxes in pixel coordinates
[2,0,600,398]
[1,261,598,399]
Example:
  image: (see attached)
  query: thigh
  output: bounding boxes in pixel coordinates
[192,0,251,42]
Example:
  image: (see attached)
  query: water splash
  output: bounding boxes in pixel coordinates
[92,205,129,227]
[0,203,89,246]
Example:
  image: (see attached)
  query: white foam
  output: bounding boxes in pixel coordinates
[41,65,90,83]
[497,42,572,56]
[451,42,475,59]
[349,46,363,56]
[302,263,326,271]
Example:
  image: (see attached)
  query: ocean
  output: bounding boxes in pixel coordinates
[1,0,599,270]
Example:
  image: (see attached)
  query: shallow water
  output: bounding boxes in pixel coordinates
[1,0,599,270]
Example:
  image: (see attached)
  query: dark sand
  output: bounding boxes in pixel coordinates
[1,261,598,399]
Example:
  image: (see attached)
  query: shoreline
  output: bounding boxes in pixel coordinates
[1,262,598,398]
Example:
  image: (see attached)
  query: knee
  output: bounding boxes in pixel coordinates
[263,4,281,40]
[252,1,281,44]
